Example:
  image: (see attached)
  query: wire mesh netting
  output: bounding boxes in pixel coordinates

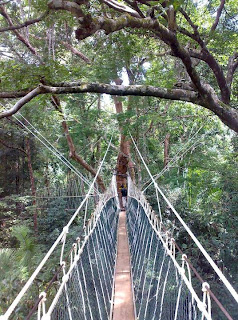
[50,197,118,320]
[127,197,203,320]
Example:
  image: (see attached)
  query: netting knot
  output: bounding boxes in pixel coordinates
[63,226,69,234]
[39,291,47,301]
[62,273,69,283]
[202,282,210,292]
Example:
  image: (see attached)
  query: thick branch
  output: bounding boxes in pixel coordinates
[0,138,27,154]
[48,0,85,17]
[211,0,225,32]
[123,0,145,18]
[0,82,203,109]
[227,52,238,90]
[0,6,41,58]
[74,12,231,105]
[1,82,238,132]
[51,96,106,192]
[179,8,198,33]
[60,41,91,63]
[0,87,42,118]
[102,0,141,17]
[0,0,11,4]
[0,10,49,33]
[178,10,230,103]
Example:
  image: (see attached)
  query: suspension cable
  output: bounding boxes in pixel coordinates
[17,112,93,189]
[142,125,206,192]
[0,103,96,192]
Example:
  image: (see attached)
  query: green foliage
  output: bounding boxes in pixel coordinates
[11,225,38,271]
[0,226,42,315]
[38,198,72,246]
[0,0,238,316]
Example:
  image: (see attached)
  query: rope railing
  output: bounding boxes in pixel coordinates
[40,194,119,320]
[128,175,237,319]
[0,137,116,320]
[130,134,238,308]
[127,177,212,320]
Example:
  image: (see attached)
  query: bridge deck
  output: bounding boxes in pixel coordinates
[112,210,135,320]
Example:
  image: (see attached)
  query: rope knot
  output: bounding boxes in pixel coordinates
[63,226,69,234]
[62,274,69,283]
[39,291,47,301]
[202,282,210,292]
[182,254,187,260]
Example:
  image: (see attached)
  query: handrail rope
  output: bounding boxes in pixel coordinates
[29,195,97,199]
[172,241,234,320]
[135,223,152,302]
[0,135,113,320]
[90,236,109,317]
[137,231,155,318]
[26,236,82,320]
[143,239,159,318]
[44,192,117,318]
[128,182,211,318]
[80,259,94,320]
[130,133,238,304]
[128,192,212,320]
[0,103,95,192]
[151,250,167,320]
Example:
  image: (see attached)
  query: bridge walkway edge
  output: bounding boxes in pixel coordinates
[112,210,135,320]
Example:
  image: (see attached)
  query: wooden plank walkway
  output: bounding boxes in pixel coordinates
[112,211,135,320]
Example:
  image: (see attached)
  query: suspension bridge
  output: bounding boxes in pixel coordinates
[0,134,238,320]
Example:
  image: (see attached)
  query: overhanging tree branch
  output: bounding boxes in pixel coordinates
[0,10,49,33]
[0,5,41,59]
[1,81,238,132]
[47,2,231,104]
[210,0,225,32]
[48,0,85,17]
[0,138,27,155]
[102,0,141,17]
[227,52,238,90]
[178,9,230,103]
[0,82,203,116]
[60,41,91,63]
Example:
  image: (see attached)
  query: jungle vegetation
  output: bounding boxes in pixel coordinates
[0,0,237,318]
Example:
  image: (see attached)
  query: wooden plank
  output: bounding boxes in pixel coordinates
[113,211,135,320]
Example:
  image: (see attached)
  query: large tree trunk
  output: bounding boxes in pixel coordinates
[113,78,135,207]
[114,94,128,207]
[96,94,102,165]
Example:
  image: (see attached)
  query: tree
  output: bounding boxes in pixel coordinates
[0,0,237,132]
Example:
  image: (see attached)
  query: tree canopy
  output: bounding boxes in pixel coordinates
[0,0,238,318]
[0,0,237,131]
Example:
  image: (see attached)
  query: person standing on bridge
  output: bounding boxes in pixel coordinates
[120,184,128,210]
